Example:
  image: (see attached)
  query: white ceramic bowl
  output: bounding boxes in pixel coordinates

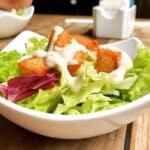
[0,6,34,38]
[0,31,150,139]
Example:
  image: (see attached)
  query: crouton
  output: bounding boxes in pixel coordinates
[18,57,49,75]
[96,49,121,73]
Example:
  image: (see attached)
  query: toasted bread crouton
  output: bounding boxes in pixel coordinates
[86,40,100,51]
[96,49,121,73]
[55,31,72,47]
[73,35,99,51]
[52,30,99,51]
[18,57,49,75]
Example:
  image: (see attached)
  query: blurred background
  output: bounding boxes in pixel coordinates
[33,0,150,18]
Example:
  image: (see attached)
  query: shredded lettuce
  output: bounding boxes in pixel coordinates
[25,37,48,54]
[77,61,137,96]
[62,81,104,107]
[133,46,150,69]
[122,46,150,100]
[2,44,150,115]
[18,87,62,112]
[18,60,137,115]
[53,61,136,115]
[0,50,22,82]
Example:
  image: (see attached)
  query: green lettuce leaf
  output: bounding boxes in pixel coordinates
[127,64,150,100]
[25,37,48,54]
[133,46,150,69]
[54,93,127,115]
[122,46,150,100]
[81,94,111,113]
[18,87,62,112]
[0,50,22,82]
[62,81,104,107]
[54,104,69,114]
[77,61,137,96]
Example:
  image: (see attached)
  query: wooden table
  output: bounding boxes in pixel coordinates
[0,15,150,150]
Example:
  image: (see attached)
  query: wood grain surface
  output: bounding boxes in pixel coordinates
[130,113,150,150]
[0,116,126,150]
[0,14,149,150]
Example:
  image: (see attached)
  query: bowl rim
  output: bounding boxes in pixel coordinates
[0,93,149,121]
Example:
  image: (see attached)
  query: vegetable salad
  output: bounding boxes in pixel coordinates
[0,26,150,115]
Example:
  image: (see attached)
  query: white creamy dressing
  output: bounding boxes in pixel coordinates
[45,26,89,91]
[48,26,64,51]
[45,39,88,92]
[19,55,32,62]
[20,26,133,91]
[55,39,88,64]
[19,49,47,62]
[45,51,79,91]
[33,50,47,58]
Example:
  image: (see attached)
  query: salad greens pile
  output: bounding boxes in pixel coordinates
[25,37,48,54]
[0,37,150,115]
[11,8,25,16]
[0,50,22,82]
[122,46,150,101]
